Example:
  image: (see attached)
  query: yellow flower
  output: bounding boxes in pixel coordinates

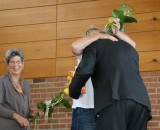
[67,76,72,83]
[69,71,75,77]
[63,88,69,95]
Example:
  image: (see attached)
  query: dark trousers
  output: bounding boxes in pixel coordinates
[71,107,96,130]
[96,100,149,130]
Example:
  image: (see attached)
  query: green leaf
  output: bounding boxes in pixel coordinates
[37,102,46,112]
[112,10,124,22]
[30,114,39,122]
[51,92,63,103]
[124,16,137,23]
[119,3,134,16]
[48,107,54,117]
[120,21,124,30]
[62,99,71,108]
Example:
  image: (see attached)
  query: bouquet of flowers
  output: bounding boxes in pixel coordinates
[66,71,86,94]
[31,88,71,123]
[105,4,137,33]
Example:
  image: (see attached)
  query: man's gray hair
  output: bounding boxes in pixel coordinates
[84,25,99,36]
[5,48,24,64]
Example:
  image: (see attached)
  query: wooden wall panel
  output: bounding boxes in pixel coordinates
[58,0,94,4]
[131,31,160,52]
[139,51,160,71]
[0,59,56,78]
[57,18,106,39]
[57,0,160,22]
[0,23,56,44]
[57,31,160,57]
[57,0,121,22]
[57,12,160,39]
[0,0,56,10]
[0,6,56,27]
[0,0,159,78]
[57,38,77,57]
[56,57,76,76]
[125,12,160,33]
[0,40,56,61]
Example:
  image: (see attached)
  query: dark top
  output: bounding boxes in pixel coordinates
[0,73,31,130]
[69,39,152,120]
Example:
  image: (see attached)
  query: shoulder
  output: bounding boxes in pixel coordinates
[0,74,9,83]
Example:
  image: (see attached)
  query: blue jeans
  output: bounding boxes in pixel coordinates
[71,107,96,130]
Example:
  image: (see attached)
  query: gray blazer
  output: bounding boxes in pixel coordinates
[0,73,31,130]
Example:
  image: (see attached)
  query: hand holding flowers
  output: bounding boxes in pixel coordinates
[105,4,137,34]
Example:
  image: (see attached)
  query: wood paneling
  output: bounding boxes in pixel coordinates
[57,12,160,39]
[0,40,56,61]
[58,0,94,4]
[56,57,76,76]
[0,23,56,44]
[0,6,56,27]
[57,0,160,22]
[139,51,160,71]
[125,12,160,33]
[0,0,56,10]
[56,31,160,58]
[0,0,159,78]
[57,38,78,57]
[57,1,121,21]
[57,18,108,39]
[131,31,160,52]
[0,59,56,78]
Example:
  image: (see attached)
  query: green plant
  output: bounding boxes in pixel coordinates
[31,88,71,123]
[105,4,137,31]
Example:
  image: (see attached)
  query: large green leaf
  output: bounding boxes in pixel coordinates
[112,10,124,22]
[124,16,137,23]
[37,102,46,112]
[62,99,71,108]
[51,92,63,103]
[30,114,39,122]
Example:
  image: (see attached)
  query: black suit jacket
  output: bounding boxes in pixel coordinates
[69,39,151,119]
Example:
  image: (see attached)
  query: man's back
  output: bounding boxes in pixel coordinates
[70,38,151,119]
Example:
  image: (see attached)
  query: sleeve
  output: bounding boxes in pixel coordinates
[0,78,15,119]
[69,42,97,99]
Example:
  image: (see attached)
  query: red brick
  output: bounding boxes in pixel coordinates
[140,72,150,77]
[149,94,160,99]
[147,88,156,93]
[31,93,41,98]
[150,83,160,88]
[38,124,52,129]
[33,88,47,93]
[143,77,158,82]
[52,124,66,129]
[150,71,160,76]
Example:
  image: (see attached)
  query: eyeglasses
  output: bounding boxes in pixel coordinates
[9,60,22,65]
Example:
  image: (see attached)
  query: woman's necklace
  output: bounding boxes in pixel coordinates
[11,76,20,89]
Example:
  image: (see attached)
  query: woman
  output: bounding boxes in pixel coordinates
[0,48,44,130]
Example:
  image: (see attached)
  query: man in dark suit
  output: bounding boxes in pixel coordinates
[69,30,152,130]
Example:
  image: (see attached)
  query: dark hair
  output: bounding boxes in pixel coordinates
[5,48,24,64]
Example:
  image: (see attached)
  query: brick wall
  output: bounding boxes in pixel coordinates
[28,71,160,130]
